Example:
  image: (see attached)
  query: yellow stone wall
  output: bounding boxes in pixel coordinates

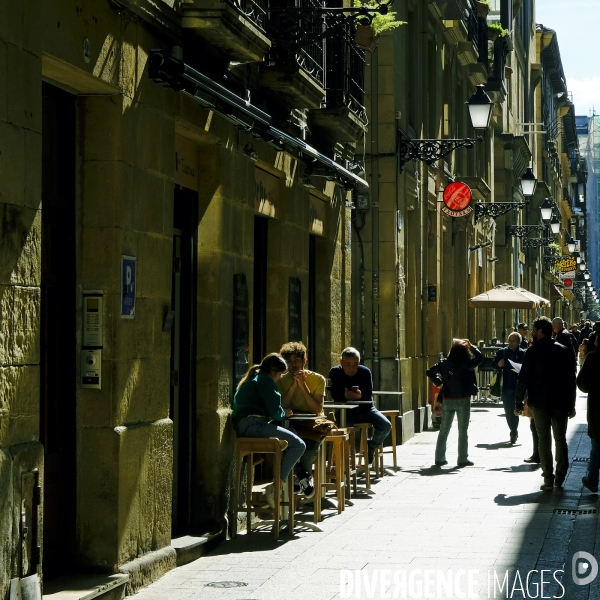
[0,0,353,589]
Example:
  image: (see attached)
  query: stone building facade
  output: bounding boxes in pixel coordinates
[0,0,362,595]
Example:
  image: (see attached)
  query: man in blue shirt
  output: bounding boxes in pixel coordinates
[493,332,525,444]
[329,347,391,465]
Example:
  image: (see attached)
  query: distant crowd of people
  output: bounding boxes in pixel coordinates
[426,316,600,492]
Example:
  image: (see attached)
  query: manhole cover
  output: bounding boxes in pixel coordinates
[205,581,248,588]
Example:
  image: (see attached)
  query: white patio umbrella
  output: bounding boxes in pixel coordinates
[516,287,551,308]
[468,284,539,309]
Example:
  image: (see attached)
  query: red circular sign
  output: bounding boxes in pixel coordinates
[443,182,472,211]
[564,278,573,288]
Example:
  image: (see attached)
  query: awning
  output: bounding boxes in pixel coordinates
[149,50,368,190]
[563,290,575,301]
[553,285,564,297]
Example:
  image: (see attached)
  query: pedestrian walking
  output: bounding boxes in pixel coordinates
[577,333,600,493]
[517,323,530,349]
[552,317,578,359]
[232,353,306,508]
[515,317,577,490]
[426,339,484,467]
[493,332,525,444]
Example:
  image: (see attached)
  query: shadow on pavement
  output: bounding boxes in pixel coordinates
[488,464,541,473]
[476,441,514,450]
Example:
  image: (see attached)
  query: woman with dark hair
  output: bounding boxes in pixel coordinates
[426,339,484,467]
[233,353,306,507]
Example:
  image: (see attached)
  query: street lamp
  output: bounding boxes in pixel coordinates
[467,85,494,130]
[580,261,587,271]
[550,216,560,234]
[540,199,553,221]
[566,235,576,253]
[398,85,494,171]
[584,270,590,280]
[520,167,537,197]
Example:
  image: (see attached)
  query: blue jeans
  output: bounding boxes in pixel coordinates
[501,388,519,436]
[587,438,600,487]
[347,405,392,450]
[435,399,470,463]
[235,416,306,481]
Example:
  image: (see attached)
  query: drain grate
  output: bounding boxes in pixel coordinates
[573,457,591,462]
[554,508,598,515]
[205,582,248,588]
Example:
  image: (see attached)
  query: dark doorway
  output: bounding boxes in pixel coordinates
[252,216,268,363]
[308,235,317,370]
[40,82,77,578]
[170,185,198,536]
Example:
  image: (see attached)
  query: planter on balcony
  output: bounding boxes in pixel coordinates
[354,25,380,52]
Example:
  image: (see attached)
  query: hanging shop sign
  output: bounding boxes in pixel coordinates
[562,276,574,289]
[441,182,473,217]
[558,256,577,273]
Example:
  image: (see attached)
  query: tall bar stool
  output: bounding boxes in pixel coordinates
[378,409,400,473]
[321,431,348,514]
[230,437,295,539]
[354,422,375,489]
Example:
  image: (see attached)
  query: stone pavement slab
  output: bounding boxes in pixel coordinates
[129,388,600,599]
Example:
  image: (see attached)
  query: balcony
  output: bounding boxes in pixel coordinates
[311,24,367,142]
[181,0,271,63]
[486,35,511,102]
[260,0,326,108]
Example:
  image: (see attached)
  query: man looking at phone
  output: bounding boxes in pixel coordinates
[328,347,391,465]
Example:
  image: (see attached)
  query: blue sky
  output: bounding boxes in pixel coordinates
[535,1,599,116]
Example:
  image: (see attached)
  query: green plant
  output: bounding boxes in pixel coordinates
[477,0,491,7]
[547,242,562,256]
[487,22,509,38]
[354,1,406,36]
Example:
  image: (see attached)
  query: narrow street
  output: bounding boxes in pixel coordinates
[130,388,599,600]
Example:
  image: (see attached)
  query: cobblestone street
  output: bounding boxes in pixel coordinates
[130,387,600,600]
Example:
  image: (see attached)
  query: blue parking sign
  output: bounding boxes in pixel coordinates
[121,255,136,318]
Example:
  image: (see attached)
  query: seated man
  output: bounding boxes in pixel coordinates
[328,347,392,465]
[277,341,325,499]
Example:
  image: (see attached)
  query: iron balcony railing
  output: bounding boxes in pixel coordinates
[324,25,367,123]
[266,0,326,87]
[225,0,268,33]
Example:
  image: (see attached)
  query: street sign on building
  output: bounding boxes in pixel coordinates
[441,182,473,217]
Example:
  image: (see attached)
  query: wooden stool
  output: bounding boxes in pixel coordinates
[230,437,295,539]
[321,432,348,514]
[379,409,400,472]
[330,427,357,499]
[354,422,374,489]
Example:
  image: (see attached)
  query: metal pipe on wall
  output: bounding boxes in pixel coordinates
[370,48,380,389]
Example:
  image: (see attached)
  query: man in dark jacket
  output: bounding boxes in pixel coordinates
[577,333,600,493]
[517,323,530,349]
[516,316,577,490]
[552,317,578,359]
[579,320,593,345]
[493,332,525,444]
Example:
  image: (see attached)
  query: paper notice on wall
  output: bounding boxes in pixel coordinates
[508,359,522,374]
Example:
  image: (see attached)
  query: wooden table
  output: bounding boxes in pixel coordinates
[372,391,404,410]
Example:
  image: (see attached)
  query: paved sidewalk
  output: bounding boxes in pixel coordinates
[131,388,600,600]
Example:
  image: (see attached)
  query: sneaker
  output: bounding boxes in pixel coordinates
[510,433,518,444]
[582,477,599,493]
[524,455,540,463]
[540,478,554,491]
[457,460,474,467]
[298,475,315,499]
[435,460,448,467]
[368,448,375,465]
[265,483,277,509]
